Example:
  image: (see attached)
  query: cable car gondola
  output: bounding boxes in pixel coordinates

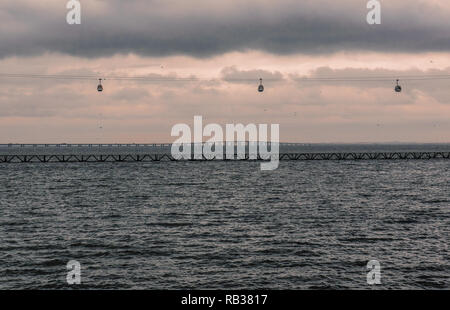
[97,78,103,92]
[258,78,264,93]
[395,79,402,93]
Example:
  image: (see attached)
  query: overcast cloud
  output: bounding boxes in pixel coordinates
[1,0,450,58]
[0,1,449,142]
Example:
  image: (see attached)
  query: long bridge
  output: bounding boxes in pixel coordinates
[0,143,174,148]
[0,152,448,163]
[0,142,307,148]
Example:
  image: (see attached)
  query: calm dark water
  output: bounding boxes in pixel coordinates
[0,145,449,289]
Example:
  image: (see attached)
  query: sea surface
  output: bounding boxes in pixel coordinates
[0,144,449,289]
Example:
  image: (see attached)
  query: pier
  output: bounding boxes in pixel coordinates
[0,152,448,163]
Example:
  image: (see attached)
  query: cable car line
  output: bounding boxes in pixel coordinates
[2,72,450,82]
[1,72,450,93]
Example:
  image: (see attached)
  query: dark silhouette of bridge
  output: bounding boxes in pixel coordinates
[0,152,448,163]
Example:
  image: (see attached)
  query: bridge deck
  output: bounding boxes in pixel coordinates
[0,152,448,163]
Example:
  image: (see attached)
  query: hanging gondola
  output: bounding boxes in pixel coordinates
[258,78,264,93]
[394,79,402,93]
[97,78,103,92]
[4,72,450,94]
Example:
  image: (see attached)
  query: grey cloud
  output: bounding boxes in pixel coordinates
[0,86,90,117]
[110,87,151,102]
[1,0,450,58]
[290,66,450,104]
[1,64,450,120]
[221,66,284,84]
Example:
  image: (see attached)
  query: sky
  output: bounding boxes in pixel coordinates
[0,0,449,143]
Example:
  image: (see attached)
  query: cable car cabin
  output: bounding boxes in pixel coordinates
[258,78,264,92]
[395,79,402,93]
[97,79,103,92]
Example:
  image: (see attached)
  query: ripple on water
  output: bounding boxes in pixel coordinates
[0,158,449,289]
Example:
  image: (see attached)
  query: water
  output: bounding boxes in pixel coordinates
[0,145,449,289]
